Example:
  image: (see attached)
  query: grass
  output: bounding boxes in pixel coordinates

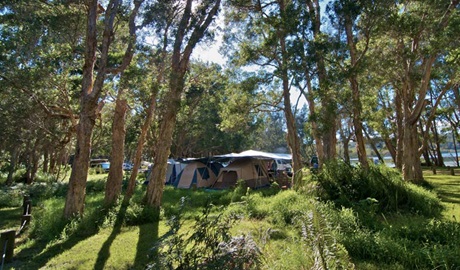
[39,223,167,270]
[0,207,21,230]
[424,168,460,222]
[1,167,460,269]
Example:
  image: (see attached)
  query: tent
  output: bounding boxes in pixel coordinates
[165,159,187,185]
[173,161,218,189]
[212,157,271,189]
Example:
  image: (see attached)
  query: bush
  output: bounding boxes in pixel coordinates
[312,161,443,217]
[231,179,249,202]
[296,203,355,270]
[30,197,68,242]
[0,187,23,207]
[267,190,311,225]
[150,200,260,270]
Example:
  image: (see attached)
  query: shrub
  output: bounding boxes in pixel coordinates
[86,179,107,193]
[150,200,260,269]
[0,187,23,207]
[231,179,248,202]
[30,197,68,242]
[125,203,160,225]
[267,190,311,225]
[296,204,355,270]
[312,161,443,217]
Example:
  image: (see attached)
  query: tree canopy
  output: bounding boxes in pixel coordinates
[1,0,459,214]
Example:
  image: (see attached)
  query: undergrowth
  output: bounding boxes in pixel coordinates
[311,161,443,217]
[150,198,261,270]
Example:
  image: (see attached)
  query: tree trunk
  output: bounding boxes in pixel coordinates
[306,0,336,165]
[395,89,404,170]
[402,122,424,182]
[144,0,221,208]
[422,148,432,167]
[65,100,98,217]
[344,14,368,169]
[453,129,460,167]
[384,137,396,164]
[125,97,156,200]
[145,77,182,207]
[6,147,19,185]
[43,149,49,174]
[302,72,324,167]
[64,0,140,218]
[125,0,166,200]
[125,83,160,200]
[431,120,445,167]
[105,96,128,206]
[364,128,384,163]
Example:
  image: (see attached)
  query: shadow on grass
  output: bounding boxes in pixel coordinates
[92,201,160,270]
[94,202,129,270]
[12,218,101,269]
[132,210,160,269]
[437,191,460,204]
[0,207,21,229]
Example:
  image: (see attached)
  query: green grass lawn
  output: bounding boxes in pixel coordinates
[40,223,166,270]
[424,168,460,222]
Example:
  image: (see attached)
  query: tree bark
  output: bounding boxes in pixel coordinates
[43,149,49,174]
[6,147,19,185]
[104,94,128,206]
[125,90,157,199]
[64,0,142,217]
[395,88,404,170]
[364,128,384,163]
[431,121,445,167]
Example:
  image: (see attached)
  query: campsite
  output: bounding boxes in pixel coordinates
[2,1,460,269]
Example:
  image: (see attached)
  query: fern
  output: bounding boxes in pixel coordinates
[297,204,355,270]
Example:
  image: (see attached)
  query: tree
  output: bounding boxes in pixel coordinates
[0,0,85,184]
[375,0,459,182]
[64,0,142,218]
[294,0,339,165]
[104,1,144,206]
[145,0,222,208]
[224,0,303,187]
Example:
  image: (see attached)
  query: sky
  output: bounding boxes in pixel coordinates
[192,37,308,110]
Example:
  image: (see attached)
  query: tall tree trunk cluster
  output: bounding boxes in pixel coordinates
[65,0,142,217]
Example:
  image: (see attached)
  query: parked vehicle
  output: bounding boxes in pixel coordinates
[123,162,133,171]
[96,162,110,173]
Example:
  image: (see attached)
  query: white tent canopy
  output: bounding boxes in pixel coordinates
[214,150,292,161]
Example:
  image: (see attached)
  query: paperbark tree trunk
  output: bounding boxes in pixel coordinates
[125,91,157,199]
[104,94,128,206]
[395,88,404,170]
[145,0,221,208]
[306,0,337,164]
[344,14,368,169]
[277,3,303,187]
[6,147,18,185]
